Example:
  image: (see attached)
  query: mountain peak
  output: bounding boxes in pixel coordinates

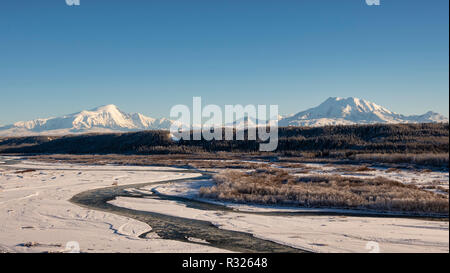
[280,97,448,127]
[325,96,358,101]
[90,104,120,112]
[324,96,370,105]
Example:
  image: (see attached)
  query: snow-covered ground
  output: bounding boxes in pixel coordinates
[110,194,449,253]
[288,163,449,194]
[145,175,449,253]
[1,157,448,253]
[0,158,226,253]
[193,160,449,194]
[151,180,414,215]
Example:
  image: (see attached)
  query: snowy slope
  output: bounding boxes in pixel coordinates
[279,97,448,127]
[0,105,172,136]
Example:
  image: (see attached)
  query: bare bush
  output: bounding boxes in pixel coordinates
[335,165,375,172]
[14,169,36,174]
[24,154,271,170]
[200,169,449,215]
[355,153,449,167]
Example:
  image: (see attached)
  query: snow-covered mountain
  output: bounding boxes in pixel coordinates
[279,97,448,127]
[0,104,172,136]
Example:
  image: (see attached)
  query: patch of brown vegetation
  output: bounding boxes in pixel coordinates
[385,168,399,173]
[336,165,375,172]
[187,160,267,169]
[25,154,270,170]
[199,169,449,215]
[420,185,450,194]
[275,162,307,169]
[17,242,62,248]
[14,169,36,174]
[354,153,449,168]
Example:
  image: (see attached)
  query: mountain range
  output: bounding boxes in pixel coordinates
[0,97,447,136]
[0,104,172,136]
[278,97,448,127]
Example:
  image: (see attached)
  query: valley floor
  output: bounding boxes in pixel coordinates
[0,158,225,253]
[0,156,448,253]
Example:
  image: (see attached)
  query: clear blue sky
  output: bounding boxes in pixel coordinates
[0,0,448,125]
